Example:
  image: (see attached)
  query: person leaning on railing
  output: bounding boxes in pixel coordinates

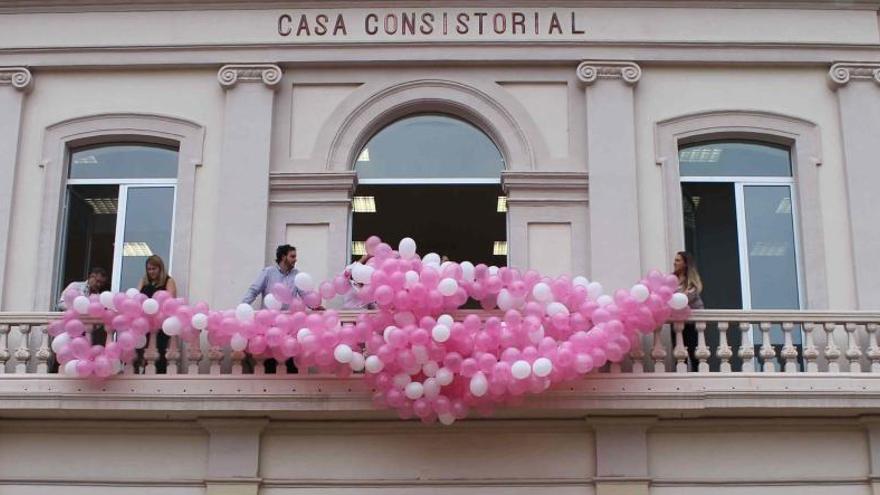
[136,255,176,374]
[674,251,704,371]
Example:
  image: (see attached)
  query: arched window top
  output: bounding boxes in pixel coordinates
[355,114,505,180]
[69,143,178,180]
[679,141,791,178]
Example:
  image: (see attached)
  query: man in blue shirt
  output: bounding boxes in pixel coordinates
[241,244,304,306]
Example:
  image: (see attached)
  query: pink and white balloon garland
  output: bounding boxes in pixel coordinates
[51,235,690,424]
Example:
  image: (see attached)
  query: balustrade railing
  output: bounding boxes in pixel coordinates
[1,310,879,376]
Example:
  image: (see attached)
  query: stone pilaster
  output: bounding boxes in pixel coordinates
[213,64,282,307]
[578,61,642,290]
[829,63,880,309]
[591,416,656,495]
[199,418,269,495]
[0,68,32,309]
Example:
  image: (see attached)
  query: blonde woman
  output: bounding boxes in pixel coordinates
[136,255,176,373]
[673,251,704,371]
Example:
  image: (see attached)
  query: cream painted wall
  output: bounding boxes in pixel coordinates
[634,66,856,309]
[5,69,225,310]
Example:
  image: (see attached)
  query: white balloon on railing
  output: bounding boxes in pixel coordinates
[404,381,424,400]
[294,272,315,292]
[546,302,569,317]
[532,357,553,377]
[99,291,115,309]
[438,413,456,425]
[125,288,139,298]
[191,313,208,330]
[349,352,365,372]
[398,237,417,259]
[459,261,475,281]
[422,252,441,267]
[431,324,451,343]
[351,263,374,284]
[469,372,488,397]
[234,303,254,322]
[532,283,553,303]
[64,360,79,376]
[262,293,282,310]
[587,282,603,300]
[597,295,613,307]
[51,333,70,353]
[333,344,353,363]
[511,360,532,380]
[142,298,159,315]
[72,296,90,315]
[669,292,689,310]
[230,333,248,352]
[437,314,454,328]
[404,270,420,287]
[573,276,590,288]
[630,283,650,303]
[437,278,459,297]
[435,367,454,386]
[162,316,182,336]
[365,355,384,373]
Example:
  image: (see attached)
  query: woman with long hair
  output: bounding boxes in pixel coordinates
[673,251,704,371]
[136,255,176,373]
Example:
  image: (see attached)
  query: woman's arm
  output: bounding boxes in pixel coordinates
[166,277,177,298]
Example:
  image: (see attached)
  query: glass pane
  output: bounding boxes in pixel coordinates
[679,141,791,177]
[355,115,505,179]
[58,184,118,302]
[70,144,178,179]
[744,185,800,310]
[117,187,175,292]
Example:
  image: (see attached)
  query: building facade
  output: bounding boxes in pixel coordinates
[1,1,880,495]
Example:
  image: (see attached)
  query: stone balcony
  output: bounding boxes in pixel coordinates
[1,310,880,421]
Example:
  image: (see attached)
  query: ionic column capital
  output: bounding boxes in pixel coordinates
[829,62,880,88]
[0,67,33,92]
[217,64,283,90]
[576,61,641,86]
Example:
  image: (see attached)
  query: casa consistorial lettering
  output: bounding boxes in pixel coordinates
[277,8,587,41]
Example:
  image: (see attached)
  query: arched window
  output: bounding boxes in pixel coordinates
[59,143,178,296]
[351,114,506,265]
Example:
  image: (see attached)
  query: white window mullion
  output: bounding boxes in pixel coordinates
[110,185,128,293]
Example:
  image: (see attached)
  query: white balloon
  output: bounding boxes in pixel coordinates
[365,355,384,373]
[546,302,570,317]
[235,303,254,322]
[351,264,374,284]
[398,237,417,259]
[435,367,454,386]
[334,344,353,363]
[587,282,604,300]
[125,288,140,298]
[438,413,456,426]
[630,284,650,303]
[230,333,248,352]
[469,372,488,397]
[573,276,590,288]
[532,357,553,377]
[162,316,182,336]
[422,378,441,399]
[99,291,115,309]
[488,266,500,276]
[72,296,90,315]
[422,361,439,377]
[597,295,613,307]
[669,292,689,310]
[296,328,312,343]
[437,278,459,297]
[431,324,451,343]
[136,334,147,349]
[511,360,532,380]
[64,359,80,376]
[51,333,70,354]
[422,252,441,266]
[532,283,553,303]
[393,373,412,389]
[404,381,424,400]
[142,298,159,315]
[496,289,513,311]
[349,352,366,372]
[437,314,454,328]
[383,325,397,343]
[404,270,420,287]
[263,293,282,310]
[191,313,208,330]
[294,272,315,292]
[459,261,476,282]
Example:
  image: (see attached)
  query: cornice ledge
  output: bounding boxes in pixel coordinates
[576,60,641,86]
[502,171,589,189]
[217,64,282,90]
[269,171,358,191]
[829,62,880,88]
[0,67,33,92]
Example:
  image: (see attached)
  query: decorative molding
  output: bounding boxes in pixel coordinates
[576,61,641,86]
[0,67,32,92]
[829,62,880,87]
[217,64,282,89]
[502,171,589,204]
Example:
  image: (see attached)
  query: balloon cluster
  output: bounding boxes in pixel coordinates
[52,235,690,424]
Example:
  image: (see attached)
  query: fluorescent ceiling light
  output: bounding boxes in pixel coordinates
[83,197,118,215]
[73,155,98,165]
[493,241,508,256]
[123,242,153,257]
[357,148,370,162]
[351,241,366,256]
[352,196,376,213]
[775,196,792,214]
[497,196,508,213]
[750,241,788,257]
[679,147,722,163]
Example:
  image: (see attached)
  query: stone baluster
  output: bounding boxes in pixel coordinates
[208,345,223,375]
[781,322,799,373]
[695,322,710,372]
[143,333,160,375]
[35,325,51,373]
[14,324,32,374]
[275,358,288,375]
[0,323,10,373]
[253,357,266,375]
[187,337,203,375]
[716,322,733,373]
[629,335,645,373]
[651,326,667,373]
[824,322,841,373]
[672,322,688,373]
[758,322,776,372]
[866,323,880,373]
[231,350,245,375]
[739,322,755,372]
[843,322,863,372]
[803,322,819,372]
[165,336,180,375]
